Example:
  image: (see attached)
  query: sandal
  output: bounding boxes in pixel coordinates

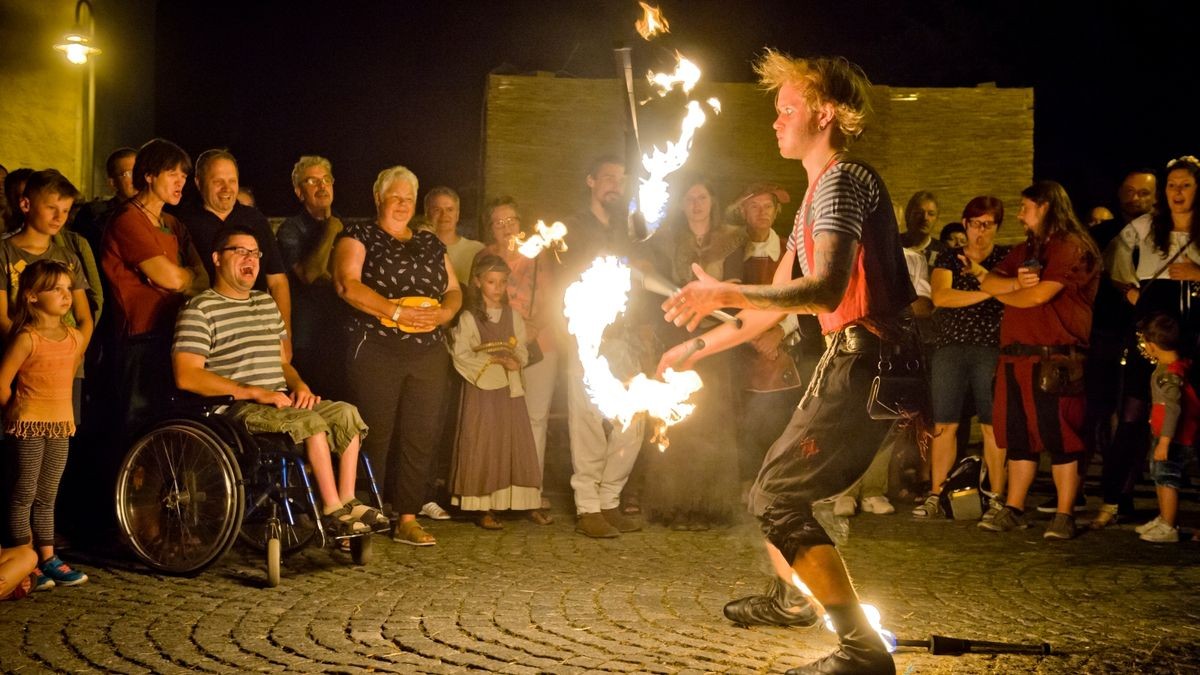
[527,509,554,526]
[324,504,371,536]
[477,512,504,530]
[1090,503,1119,530]
[344,498,389,527]
[393,520,436,546]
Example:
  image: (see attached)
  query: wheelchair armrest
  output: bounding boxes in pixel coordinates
[167,394,236,413]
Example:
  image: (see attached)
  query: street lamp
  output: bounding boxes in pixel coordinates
[53,0,101,64]
[53,0,100,197]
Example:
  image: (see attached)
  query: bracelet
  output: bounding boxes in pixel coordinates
[390,304,402,323]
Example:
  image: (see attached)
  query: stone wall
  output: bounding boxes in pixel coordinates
[483,74,1032,243]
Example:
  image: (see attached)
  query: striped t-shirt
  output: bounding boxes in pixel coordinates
[173,290,287,392]
[786,162,881,275]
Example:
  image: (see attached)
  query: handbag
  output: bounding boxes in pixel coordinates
[1036,352,1085,395]
[866,328,929,421]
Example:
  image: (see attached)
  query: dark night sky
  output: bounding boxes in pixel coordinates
[154,0,1190,218]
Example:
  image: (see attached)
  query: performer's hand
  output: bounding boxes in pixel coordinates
[250,387,292,408]
[662,263,733,332]
[1153,439,1169,463]
[655,340,701,377]
[1125,287,1140,306]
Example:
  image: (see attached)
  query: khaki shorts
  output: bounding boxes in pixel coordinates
[228,399,367,454]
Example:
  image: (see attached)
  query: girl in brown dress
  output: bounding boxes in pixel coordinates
[448,255,542,529]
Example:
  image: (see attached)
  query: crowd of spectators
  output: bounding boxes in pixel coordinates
[1,138,1196,601]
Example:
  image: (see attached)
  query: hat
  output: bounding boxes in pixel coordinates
[735,182,790,207]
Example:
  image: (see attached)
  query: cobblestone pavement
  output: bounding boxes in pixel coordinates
[2,500,1198,674]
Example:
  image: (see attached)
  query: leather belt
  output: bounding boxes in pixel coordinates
[837,325,879,354]
[1000,344,1079,357]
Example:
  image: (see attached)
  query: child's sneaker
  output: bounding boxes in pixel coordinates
[39,556,87,586]
[31,568,55,592]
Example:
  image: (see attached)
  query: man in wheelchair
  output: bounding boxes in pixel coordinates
[172,224,386,536]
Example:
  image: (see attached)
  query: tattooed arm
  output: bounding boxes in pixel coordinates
[662,230,858,331]
[655,233,858,374]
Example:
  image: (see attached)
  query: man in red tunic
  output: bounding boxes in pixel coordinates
[976,181,1100,540]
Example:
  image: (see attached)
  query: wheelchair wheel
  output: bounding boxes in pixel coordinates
[350,534,373,565]
[115,419,244,575]
[266,527,281,588]
[238,454,319,555]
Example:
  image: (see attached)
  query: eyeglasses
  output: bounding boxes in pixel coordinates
[300,176,334,187]
[965,219,997,230]
[219,246,263,259]
[491,216,520,228]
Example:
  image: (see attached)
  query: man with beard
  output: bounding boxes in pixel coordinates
[560,155,645,538]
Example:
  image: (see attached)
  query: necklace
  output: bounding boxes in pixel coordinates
[132,198,168,232]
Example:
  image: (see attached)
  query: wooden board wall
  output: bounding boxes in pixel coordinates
[482,73,1033,244]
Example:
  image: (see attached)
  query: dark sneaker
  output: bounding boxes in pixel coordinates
[39,556,87,586]
[575,512,620,538]
[978,506,1028,532]
[723,593,819,627]
[600,508,642,532]
[1036,493,1085,514]
[912,493,942,519]
[724,577,818,627]
[1043,513,1076,540]
[784,641,895,674]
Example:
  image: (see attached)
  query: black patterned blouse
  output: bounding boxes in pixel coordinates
[340,223,449,346]
[931,244,1009,348]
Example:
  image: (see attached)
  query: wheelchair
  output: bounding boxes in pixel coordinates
[113,396,387,587]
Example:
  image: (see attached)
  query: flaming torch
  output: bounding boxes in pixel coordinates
[514,220,569,260]
[564,257,702,449]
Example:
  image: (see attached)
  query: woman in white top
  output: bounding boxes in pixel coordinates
[1096,155,1200,528]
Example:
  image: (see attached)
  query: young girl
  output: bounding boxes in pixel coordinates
[448,254,543,529]
[0,260,88,590]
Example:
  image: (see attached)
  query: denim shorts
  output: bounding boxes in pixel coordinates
[931,344,998,424]
[1150,443,1195,490]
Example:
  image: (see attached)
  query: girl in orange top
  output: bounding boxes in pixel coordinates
[0,260,88,590]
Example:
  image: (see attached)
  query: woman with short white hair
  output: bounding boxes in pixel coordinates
[333,165,462,546]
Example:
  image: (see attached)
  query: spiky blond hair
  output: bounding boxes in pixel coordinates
[754,49,871,146]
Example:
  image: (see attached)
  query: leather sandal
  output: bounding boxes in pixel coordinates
[477,512,504,530]
[527,509,554,526]
[1090,503,1119,530]
[344,498,389,527]
[324,504,371,536]
[393,520,436,546]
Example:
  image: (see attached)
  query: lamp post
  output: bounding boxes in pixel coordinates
[53,0,100,198]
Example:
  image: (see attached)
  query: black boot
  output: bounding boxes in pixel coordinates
[785,604,893,674]
[723,576,819,627]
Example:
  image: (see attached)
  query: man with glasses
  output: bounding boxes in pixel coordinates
[71,147,138,256]
[173,224,378,535]
[178,149,292,347]
[277,155,345,395]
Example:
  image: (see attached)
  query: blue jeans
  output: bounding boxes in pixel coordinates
[931,344,998,425]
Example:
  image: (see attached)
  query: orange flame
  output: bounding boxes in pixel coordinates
[635,1,669,39]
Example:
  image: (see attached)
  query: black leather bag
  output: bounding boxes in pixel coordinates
[866,324,929,421]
